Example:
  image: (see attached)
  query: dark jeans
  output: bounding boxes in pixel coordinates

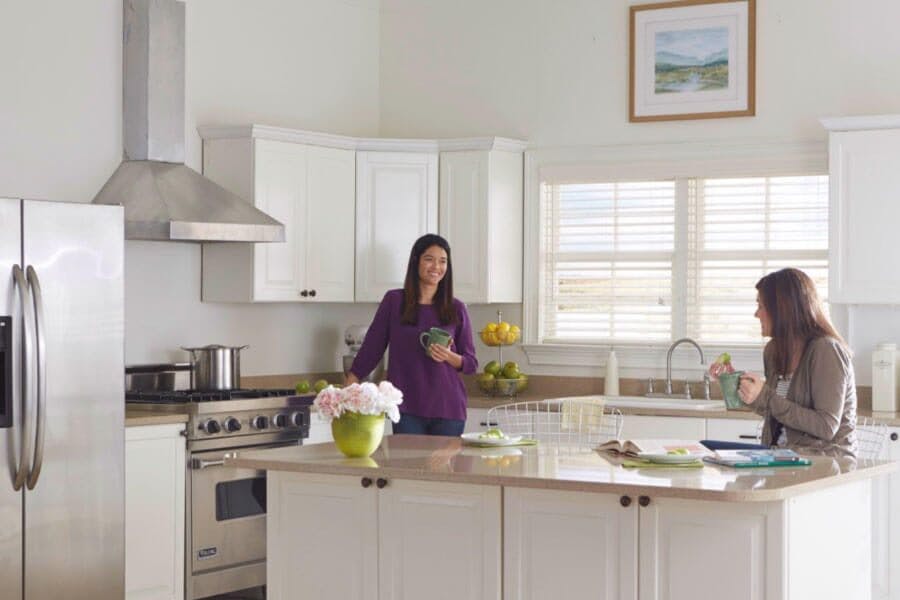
[393,413,465,437]
[700,439,769,451]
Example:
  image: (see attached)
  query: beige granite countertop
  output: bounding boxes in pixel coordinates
[125,408,189,427]
[227,434,894,502]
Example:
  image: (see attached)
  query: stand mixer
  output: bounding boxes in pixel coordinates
[342,325,385,382]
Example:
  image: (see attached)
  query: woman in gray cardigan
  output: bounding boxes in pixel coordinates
[736,268,858,458]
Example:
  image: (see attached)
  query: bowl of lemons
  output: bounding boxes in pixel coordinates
[479,321,521,346]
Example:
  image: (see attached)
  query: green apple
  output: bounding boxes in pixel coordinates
[483,360,501,376]
[295,379,311,394]
[501,362,521,379]
[313,379,330,393]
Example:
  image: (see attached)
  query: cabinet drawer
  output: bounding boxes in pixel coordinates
[706,417,763,443]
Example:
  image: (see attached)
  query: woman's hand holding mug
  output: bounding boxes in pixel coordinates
[738,372,765,405]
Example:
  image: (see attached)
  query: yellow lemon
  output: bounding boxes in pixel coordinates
[495,329,509,343]
[488,332,501,346]
[485,322,498,332]
[506,330,518,344]
[497,322,510,335]
[509,325,521,335]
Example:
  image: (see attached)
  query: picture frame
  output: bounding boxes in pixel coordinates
[629,0,756,122]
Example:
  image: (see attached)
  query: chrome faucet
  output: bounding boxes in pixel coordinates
[665,337,705,395]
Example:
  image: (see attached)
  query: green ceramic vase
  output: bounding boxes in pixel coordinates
[331,411,385,458]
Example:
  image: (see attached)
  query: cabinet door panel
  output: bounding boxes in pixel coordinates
[440,151,488,302]
[253,141,305,300]
[267,472,377,600]
[505,487,637,600]
[356,152,438,302]
[305,146,356,301]
[379,479,501,600]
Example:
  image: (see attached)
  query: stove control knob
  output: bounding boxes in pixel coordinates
[290,411,306,428]
[251,415,269,430]
[223,417,242,433]
[201,419,221,434]
[273,413,288,428]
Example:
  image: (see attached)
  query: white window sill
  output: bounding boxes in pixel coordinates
[521,342,765,379]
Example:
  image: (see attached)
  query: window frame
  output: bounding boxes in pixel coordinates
[522,140,839,377]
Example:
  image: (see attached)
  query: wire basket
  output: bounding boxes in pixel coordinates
[857,417,889,460]
[485,399,622,448]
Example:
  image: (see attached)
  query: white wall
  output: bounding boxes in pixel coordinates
[379,0,900,383]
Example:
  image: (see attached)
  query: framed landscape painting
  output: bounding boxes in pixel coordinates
[629,0,756,122]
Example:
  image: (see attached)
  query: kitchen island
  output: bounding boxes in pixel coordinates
[229,435,894,600]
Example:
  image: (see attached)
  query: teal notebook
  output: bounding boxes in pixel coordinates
[703,449,811,469]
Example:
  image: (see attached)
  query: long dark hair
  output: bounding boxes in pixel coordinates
[756,268,846,376]
[400,234,457,325]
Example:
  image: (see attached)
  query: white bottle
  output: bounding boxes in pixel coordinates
[872,342,899,412]
[605,350,619,396]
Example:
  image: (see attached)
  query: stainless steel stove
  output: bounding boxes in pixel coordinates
[127,387,312,599]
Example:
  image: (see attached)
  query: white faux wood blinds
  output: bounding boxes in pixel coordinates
[541,181,676,342]
[686,175,829,343]
[540,175,828,346]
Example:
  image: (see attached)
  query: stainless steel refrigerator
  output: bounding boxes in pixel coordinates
[0,198,124,599]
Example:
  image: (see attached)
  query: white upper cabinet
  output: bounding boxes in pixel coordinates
[822,115,900,303]
[200,127,356,302]
[355,151,438,302]
[440,141,525,303]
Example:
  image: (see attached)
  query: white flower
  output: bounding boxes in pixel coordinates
[313,381,404,423]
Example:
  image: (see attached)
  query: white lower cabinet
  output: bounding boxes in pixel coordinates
[619,415,706,441]
[267,472,501,600]
[872,427,900,600]
[125,423,185,600]
[705,417,763,444]
[505,487,637,600]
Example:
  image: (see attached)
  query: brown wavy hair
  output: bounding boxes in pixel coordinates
[400,234,457,325]
[756,268,846,376]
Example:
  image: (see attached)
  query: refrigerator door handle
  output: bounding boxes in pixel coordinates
[11,265,35,491]
[25,266,46,490]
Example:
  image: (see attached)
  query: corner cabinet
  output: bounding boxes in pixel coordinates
[199,127,356,302]
[125,423,186,600]
[267,471,501,600]
[439,141,525,303]
[355,151,438,302]
[822,115,900,303]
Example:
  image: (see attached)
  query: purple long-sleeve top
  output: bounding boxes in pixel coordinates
[350,289,478,421]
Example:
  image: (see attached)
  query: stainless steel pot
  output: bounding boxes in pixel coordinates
[181,344,248,390]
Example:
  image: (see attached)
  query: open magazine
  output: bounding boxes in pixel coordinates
[596,439,712,458]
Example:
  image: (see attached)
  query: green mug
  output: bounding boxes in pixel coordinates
[718,370,746,409]
[419,327,452,355]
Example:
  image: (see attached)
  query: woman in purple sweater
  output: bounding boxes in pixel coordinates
[346,234,478,436]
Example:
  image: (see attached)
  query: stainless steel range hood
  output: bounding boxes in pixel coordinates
[93,0,284,243]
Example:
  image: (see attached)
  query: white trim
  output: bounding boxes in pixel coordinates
[820,114,900,132]
[197,125,527,153]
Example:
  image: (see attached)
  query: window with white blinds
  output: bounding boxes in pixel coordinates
[540,175,828,346]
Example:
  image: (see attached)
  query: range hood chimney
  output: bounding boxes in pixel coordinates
[93,0,285,243]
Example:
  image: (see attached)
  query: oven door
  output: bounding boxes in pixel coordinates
[189,443,287,574]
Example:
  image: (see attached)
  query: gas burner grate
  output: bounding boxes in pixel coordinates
[126,388,297,404]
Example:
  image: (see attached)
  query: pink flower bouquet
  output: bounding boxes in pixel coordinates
[313,381,403,423]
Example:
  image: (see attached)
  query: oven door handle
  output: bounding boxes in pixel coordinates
[191,452,236,470]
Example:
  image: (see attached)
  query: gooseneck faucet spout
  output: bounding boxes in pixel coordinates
[666,338,705,395]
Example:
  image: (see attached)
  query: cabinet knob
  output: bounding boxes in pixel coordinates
[892,432,898,442]
[361,477,373,488]
[638,495,651,507]
[300,290,309,297]
[376,478,388,489]
[309,289,317,297]
[619,495,631,507]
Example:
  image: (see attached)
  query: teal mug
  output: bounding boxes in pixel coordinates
[419,327,452,355]
[718,370,746,409]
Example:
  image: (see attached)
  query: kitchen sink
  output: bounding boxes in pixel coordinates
[549,395,725,411]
